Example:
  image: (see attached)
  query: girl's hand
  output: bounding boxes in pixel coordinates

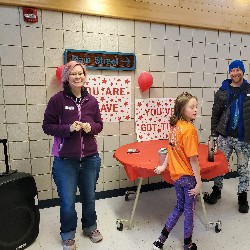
[154,165,166,174]
[70,121,82,132]
[81,122,91,133]
[188,182,202,196]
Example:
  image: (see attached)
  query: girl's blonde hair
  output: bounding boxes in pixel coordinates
[169,92,198,126]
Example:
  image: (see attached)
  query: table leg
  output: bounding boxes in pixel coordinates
[199,189,222,233]
[128,177,143,229]
[117,181,222,232]
[199,189,209,229]
[116,177,143,231]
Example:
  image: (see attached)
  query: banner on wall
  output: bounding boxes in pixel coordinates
[135,98,175,141]
[85,75,131,122]
[64,49,136,71]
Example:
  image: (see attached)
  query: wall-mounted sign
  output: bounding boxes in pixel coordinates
[85,75,131,122]
[135,98,175,141]
[64,49,136,71]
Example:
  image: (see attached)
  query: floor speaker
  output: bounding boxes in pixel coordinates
[0,173,40,250]
[0,140,40,250]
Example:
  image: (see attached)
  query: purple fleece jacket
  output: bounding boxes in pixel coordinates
[42,91,103,158]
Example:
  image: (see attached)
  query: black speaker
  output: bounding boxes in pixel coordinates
[0,139,40,250]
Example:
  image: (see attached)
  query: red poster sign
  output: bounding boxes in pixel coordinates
[135,98,175,141]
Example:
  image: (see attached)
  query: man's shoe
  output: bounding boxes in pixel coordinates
[238,191,249,213]
[204,186,221,204]
[83,229,103,243]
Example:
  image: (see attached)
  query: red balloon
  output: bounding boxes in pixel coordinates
[56,65,65,83]
[138,72,153,92]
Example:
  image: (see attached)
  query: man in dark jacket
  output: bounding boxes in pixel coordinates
[204,60,250,213]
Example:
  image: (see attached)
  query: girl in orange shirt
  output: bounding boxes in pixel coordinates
[153,92,202,250]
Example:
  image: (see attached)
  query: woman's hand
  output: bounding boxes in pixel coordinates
[154,165,166,174]
[70,121,82,132]
[81,122,91,133]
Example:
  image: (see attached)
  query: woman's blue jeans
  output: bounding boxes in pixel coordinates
[52,154,101,241]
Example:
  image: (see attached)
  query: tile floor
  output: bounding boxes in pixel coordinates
[31,178,250,250]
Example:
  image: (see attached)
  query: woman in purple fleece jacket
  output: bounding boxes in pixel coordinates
[43,61,103,250]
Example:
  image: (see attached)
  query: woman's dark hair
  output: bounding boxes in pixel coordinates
[169,92,197,126]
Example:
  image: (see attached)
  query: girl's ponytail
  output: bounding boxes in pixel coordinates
[169,114,178,126]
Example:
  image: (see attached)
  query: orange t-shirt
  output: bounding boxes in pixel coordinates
[167,120,199,181]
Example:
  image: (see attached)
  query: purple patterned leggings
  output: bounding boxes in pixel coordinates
[165,175,196,239]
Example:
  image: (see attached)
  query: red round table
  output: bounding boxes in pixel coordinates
[114,140,229,183]
[114,140,229,231]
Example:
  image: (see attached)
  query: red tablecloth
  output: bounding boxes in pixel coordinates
[114,140,229,184]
